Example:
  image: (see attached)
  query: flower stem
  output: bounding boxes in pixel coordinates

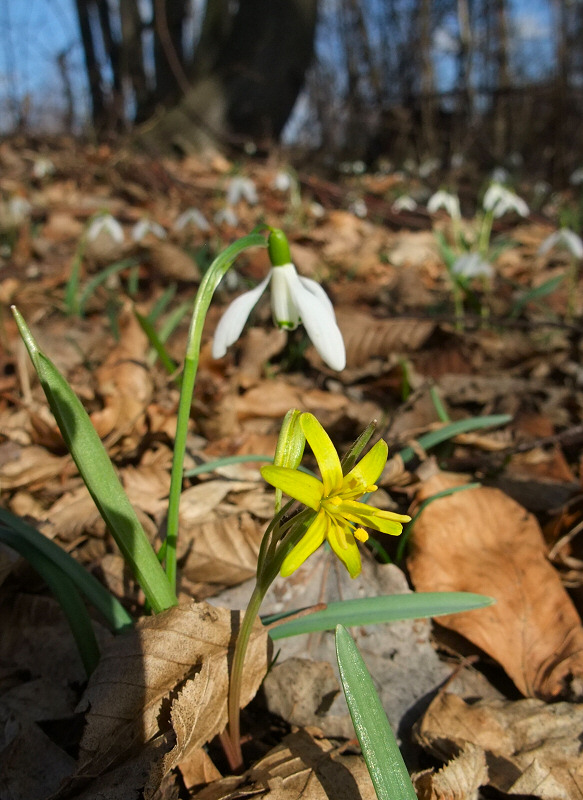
[164,233,267,590]
[227,582,266,771]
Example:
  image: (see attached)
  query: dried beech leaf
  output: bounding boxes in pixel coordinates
[0,442,65,490]
[336,308,434,367]
[408,472,583,699]
[413,744,488,800]
[77,601,270,776]
[416,693,583,800]
[179,509,264,586]
[145,240,201,282]
[91,306,153,441]
[192,728,377,800]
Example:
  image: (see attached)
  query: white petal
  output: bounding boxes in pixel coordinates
[286,270,346,371]
[563,229,583,259]
[271,265,302,329]
[538,231,560,256]
[212,273,271,358]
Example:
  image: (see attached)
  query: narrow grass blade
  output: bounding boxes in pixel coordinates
[78,257,140,316]
[336,625,417,800]
[11,307,177,613]
[398,413,512,465]
[135,309,178,375]
[0,507,133,632]
[266,591,494,639]
[510,274,564,317]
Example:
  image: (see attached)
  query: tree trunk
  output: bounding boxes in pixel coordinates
[139,0,318,153]
[74,0,107,129]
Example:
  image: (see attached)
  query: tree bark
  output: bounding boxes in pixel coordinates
[139,0,318,153]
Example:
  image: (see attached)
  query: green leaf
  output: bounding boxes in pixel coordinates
[510,274,565,317]
[11,307,177,614]
[336,625,417,800]
[0,507,132,632]
[398,414,512,465]
[266,591,494,639]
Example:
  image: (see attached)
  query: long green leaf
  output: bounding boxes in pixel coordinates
[398,414,512,465]
[0,507,132,632]
[336,625,417,800]
[11,307,177,613]
[267,591,494,639]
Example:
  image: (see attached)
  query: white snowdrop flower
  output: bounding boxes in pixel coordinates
[5,196,32,226]
[391,195,417,213]
[272,171,292,192]
[227,176,258,206]
[132,219,166,241]
[87,214,124,244]
[339,161,353,174]
[309,202,325,219]
[214,206,239,226]
[491,167,509,183]
[174,208,210,232]
[538,228,583,260]
[213,264,345,370]
[32,157,55,179]
[483,183,529,218]
[570,167,583,186]
[427,189,461,220]
[451,252,494,279]
[351,160,366,175]
[418,157,440,178]
[349,198,368,218]
[213,229,345,371]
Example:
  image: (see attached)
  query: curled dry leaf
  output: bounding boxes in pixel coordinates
[407,472,583,699]
[416,693,583,800]
[192,728,377,800]
[178,509,264,587]
[335,308,434,368]
[413,743,487,800]
[76,601,270,779]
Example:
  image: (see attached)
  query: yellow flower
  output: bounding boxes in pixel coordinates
[261,413,410,578]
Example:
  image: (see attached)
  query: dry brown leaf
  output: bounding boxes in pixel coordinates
[192,728,377,800]
[177,748,221,791]
[77,601,270,777]
[416,693,583,800]
[408,471,583,699]
[178,509,264,586]
[0,718,77,800]
[413,744,488,800]
[145,240,201,282]
[91,305,153,441]
[335,308,434,367]
[263,658,342,731]
[0,441,66,490]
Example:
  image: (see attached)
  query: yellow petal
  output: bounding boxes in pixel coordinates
[326,519,362,578]
[260,466,323,511]
[342,439,388,494]
[300,413,343,496]
[280,508,327,576]
[336,500,410,535]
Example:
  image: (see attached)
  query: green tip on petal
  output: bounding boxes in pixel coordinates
[268,228,292,266]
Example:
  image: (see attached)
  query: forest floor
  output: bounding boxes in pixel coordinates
[1,137,583,799]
